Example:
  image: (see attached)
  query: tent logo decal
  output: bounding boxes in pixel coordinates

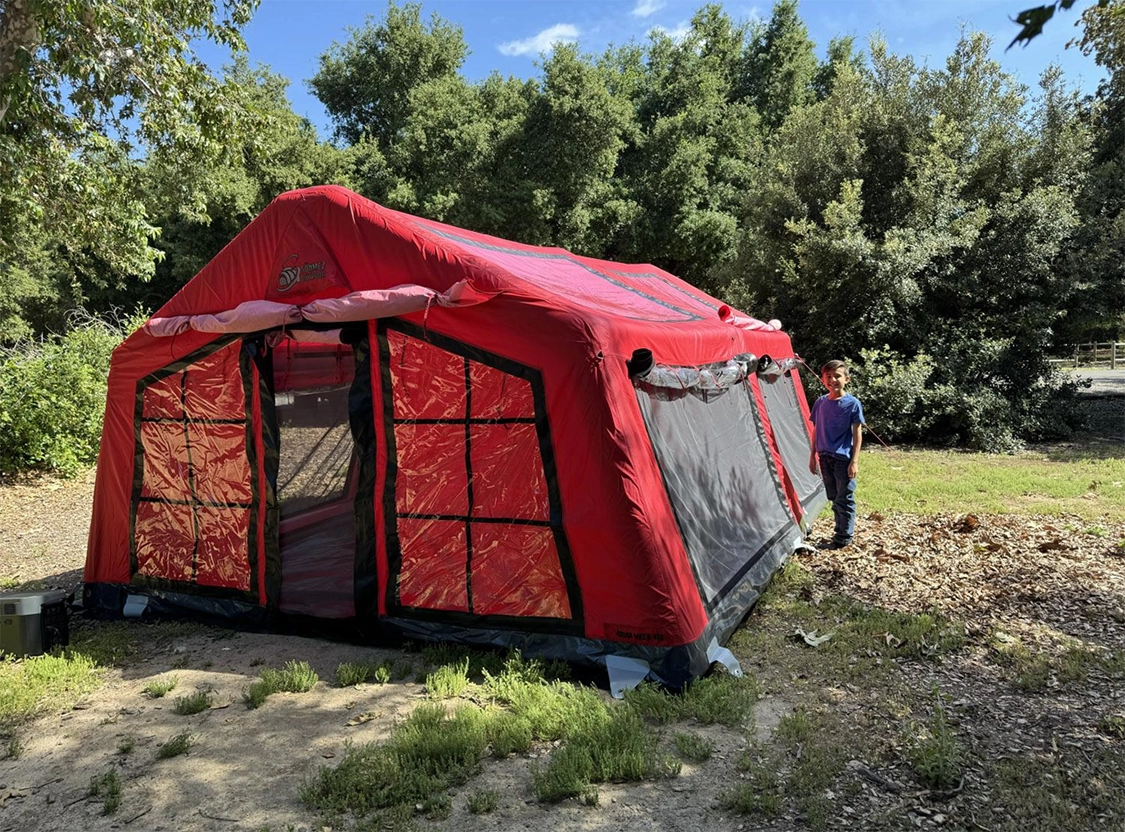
[277,255,327,292]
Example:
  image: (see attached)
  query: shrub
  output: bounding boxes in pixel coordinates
[172,690,212,715]
[157,733,193,759]
[0,311,144,475]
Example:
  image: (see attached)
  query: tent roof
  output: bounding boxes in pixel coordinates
[153,185,772,334]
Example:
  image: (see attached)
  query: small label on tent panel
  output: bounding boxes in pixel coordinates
[604,624,668,644]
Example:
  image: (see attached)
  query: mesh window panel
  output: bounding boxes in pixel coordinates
[386,329,570,619]
[758,374,824,509]
[636,383,793,606]
[274,343,358,618]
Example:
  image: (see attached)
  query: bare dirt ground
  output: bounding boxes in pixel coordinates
[0,396,1122,832]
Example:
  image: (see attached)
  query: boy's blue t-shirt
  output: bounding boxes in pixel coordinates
[810,394,865,459]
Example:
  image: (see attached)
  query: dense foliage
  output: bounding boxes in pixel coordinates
[0,312,143,475]
[1,0,1123,471]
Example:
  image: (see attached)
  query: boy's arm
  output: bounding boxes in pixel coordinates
[848,422,863,479]
[808,424,819,474]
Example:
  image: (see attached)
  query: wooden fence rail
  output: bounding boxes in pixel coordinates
[1049,342,1124,369]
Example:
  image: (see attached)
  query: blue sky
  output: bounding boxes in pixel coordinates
[201,0,1106,138]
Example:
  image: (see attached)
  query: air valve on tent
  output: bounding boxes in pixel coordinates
[627,348,655,379]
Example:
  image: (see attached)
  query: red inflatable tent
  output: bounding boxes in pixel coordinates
[84,185,825,687]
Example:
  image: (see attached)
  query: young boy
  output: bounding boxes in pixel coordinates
[808,360,865,549]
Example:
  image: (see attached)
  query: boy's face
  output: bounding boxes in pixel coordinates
[822,367,849,398]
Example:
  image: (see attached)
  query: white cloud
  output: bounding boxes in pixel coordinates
[498,24,580,57]
[631,0,666,18]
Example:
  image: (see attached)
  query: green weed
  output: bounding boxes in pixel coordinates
[143,676,178,698]
[245,660,319,708]
[673,731,715,762]
[682,673,760,726]
[335,660,392,687]
[425,658,471,699]
[157,733,193,759]
[172,690,212,715]
[466,788,500,814]
[420,644,506,679]
[1098,714,1125,738]
[117,736,136,755]
[904,687,962,790]
[622,681,683,723]
[531,703,680,802]
[487,710,533,756]
[87,768,122,814]
[722,756,782,817]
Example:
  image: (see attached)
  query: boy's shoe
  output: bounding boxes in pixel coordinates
[816,539,842,550]
[831,538,852,549]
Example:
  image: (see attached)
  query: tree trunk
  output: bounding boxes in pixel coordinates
[0,0,42,128]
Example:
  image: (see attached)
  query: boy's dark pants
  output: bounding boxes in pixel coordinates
[818,453,856,544]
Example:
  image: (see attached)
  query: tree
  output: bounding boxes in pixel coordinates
[309,0,467,149]
[617,7,760,292]
[738,0,818,131]
[0,0,260,267]
[76,59,352,317]
[0,0,261,339]
[727,29,1089,450]
[1058,0,1125,341]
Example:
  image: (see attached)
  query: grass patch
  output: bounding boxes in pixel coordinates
[990,633,1125,692]
[861,447,1125,522]
[87,768,122,815]
[117,736,136,755]
[172,690,212,715]
[157,732,193,759]
[530,701,680,803]
[335,660,392,687]
[833,602,965,660]
[989,748,1125,831]
[142,676,178,698]
[425,658,471,699]
[301,703,490,818]
[466,788,500,814]
[723,753,783,817]
[0,652,101,729]
[673,731,715,762]
[244,660,319,709]
[623,673,758,727]
[718,707,855,830]
[304,651,686,823]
